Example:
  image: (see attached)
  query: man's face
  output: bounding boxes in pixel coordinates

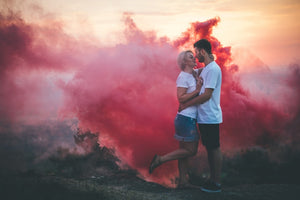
[195,47,204,63]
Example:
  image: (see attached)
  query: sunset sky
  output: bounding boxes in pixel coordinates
[16,0,300,67]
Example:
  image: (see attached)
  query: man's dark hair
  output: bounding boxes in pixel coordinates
[194,39,212,54]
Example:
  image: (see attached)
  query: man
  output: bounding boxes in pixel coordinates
[179,39,222,193]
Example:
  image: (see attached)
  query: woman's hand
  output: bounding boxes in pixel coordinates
[196,76,203,92]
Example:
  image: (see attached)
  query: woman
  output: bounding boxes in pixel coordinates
[149,50,202,188]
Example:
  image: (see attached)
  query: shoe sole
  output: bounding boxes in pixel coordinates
[177,184,201,190]
[200,187,221,193]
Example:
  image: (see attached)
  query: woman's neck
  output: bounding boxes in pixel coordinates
[183,66,193,74]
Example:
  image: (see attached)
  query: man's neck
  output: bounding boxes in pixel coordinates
[204,58,214,66]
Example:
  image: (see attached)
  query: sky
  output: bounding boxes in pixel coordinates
[22,0,300,67]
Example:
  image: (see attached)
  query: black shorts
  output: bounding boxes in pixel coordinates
[198,124,220,150]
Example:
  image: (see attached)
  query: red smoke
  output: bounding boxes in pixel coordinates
[0,9,95,125]
[1,5,299,186]
[59,13,300,184]
[59,14,180,184]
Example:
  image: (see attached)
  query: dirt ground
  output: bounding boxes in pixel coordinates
[1,171,299,200]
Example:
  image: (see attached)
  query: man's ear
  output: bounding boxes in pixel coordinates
[200,49,205,56]
[202,49,209,56]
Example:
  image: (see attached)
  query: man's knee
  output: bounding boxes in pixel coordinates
[206,145,220,152]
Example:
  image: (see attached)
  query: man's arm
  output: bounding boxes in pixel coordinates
[177,87,200,104]
[177,75,203,103]
[178,88,213,111]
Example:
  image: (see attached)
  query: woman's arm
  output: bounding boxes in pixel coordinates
[192,68,203,78]
[196,68,203,77]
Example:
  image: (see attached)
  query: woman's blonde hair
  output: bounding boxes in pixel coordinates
[177,50,193,70]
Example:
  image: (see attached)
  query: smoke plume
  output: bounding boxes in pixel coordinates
[1,1,299,186]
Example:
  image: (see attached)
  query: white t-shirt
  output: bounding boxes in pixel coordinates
[176,71,198,119]
[197,61,222,124]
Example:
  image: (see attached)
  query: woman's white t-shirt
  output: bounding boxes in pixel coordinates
[176,71,198,119]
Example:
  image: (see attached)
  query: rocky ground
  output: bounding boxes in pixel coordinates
[1,170,299,200]
[1,131,299,200]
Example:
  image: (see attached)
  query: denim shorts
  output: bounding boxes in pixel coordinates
[174,114,199,142]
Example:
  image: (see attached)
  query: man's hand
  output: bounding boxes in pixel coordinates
[178,103,188,112]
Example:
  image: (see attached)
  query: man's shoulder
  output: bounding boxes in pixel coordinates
[210,61,221,69]
[205,62,221,73]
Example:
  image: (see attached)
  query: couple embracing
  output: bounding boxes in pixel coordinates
[149,39,223,193]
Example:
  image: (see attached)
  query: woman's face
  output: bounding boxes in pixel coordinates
[184,52,196,68]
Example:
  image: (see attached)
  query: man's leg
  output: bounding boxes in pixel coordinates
[198,123,222,192]
[207,147,222,184]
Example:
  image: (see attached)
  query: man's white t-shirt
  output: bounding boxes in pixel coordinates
[197,61,222,124]
[176,71,198,119]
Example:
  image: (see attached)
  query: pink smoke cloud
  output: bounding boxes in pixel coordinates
[59,13,300,185]
[0,8,96,124]
[1,3,299,186]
